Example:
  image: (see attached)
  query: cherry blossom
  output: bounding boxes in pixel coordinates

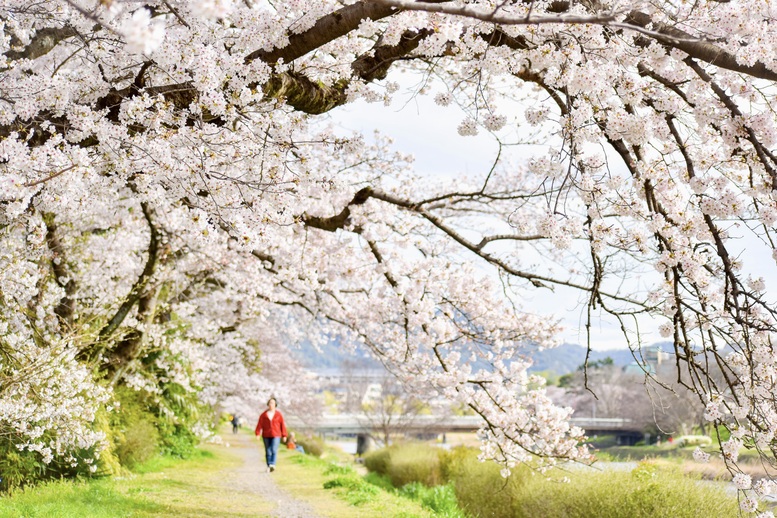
[3,1,777,508]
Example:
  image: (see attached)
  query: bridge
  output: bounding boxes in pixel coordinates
[287,414,644,445]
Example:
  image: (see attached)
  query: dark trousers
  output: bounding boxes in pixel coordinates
[262,437,280,466]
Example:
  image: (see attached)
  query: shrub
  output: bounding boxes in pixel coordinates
[514,461,740,518]
[439,446,475,483]
[448,453,525,518]
[0,440,45,492]
[0,433,105,493]
[115,418,159,469]
[157,423,197,459]
[363,444,396,475]
[445,451,742,518]
[295,434,324,457]
[109,387,161,467]
[386,443,443,487]
[363,442,445,487]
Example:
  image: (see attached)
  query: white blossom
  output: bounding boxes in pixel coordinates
[123,9,165,55]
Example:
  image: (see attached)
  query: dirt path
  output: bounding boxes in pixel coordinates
[219,431,323,518]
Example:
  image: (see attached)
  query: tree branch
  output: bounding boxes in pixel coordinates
[4,26,79,61]
[245,2,397,64]
[43,212,77,329]
[93,201,160,345]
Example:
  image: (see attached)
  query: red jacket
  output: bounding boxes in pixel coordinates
[255,410,287,438]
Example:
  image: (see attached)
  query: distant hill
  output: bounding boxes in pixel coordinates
[527,343,637,375]
[294,336,381,370]
[294,335,672,377]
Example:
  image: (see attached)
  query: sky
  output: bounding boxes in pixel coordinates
[325,81,659,351]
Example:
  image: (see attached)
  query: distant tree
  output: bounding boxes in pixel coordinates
[359,376,435,446]
[561,362,655,430]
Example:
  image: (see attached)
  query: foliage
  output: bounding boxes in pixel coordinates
[385,443,444,488]
[0,439,46,493]
[323,475,380,506]
[363,444,399,476]
[364,443,443,487]
[363,471,397,492]
[0,431,105,493]
[442,449,742,518]
[363,468,466,517]
[578,357,614,371]
[397,482,466,518]
[447,452,525,518]
[109,387,161,469]
[512,462,741,518]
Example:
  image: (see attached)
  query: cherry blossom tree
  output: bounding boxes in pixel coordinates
[4,0,777,509]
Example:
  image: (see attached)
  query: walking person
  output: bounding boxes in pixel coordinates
[231,414,240,434]
[255,397,287,472]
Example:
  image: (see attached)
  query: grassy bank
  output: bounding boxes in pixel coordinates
[272,447,437,517]
[0,433,442,518]
[0,445,272,518]
[362,442,745,518]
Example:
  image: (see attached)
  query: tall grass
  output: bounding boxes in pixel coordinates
[364,443,744,518]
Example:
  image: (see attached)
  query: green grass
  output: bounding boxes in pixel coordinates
[0,446,272,518]
[272,448,436,517]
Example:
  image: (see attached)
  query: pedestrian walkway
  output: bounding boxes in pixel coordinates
[221,430,322,518]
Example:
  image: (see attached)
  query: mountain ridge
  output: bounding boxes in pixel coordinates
[294,338,673,377]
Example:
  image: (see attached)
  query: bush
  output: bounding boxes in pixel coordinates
[443,449,742,518]
[386,443,443,487]
[439,446,475,483]
[115,418,159,469]
[294,434,324,457]
[363,444,396,475]
[110,387,161,468]
[363,442,444,487]
[0,433,105,493]
[513,461,740,518]
[0,440,45,492]
[448,453,525,518]
[157,423,197,459]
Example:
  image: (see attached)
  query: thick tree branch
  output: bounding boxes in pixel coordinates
[302,186,373,231]
[625,11,777,82]
[263,72,348,115]
[4,26,79,61]
[93,201,160,346]
[245,2,397,64]
[380,0,777,81]
[43,212,77,329]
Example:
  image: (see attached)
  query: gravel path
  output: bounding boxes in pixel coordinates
[219,432,323,518]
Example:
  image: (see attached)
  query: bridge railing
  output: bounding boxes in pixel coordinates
[288,414,636,433]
